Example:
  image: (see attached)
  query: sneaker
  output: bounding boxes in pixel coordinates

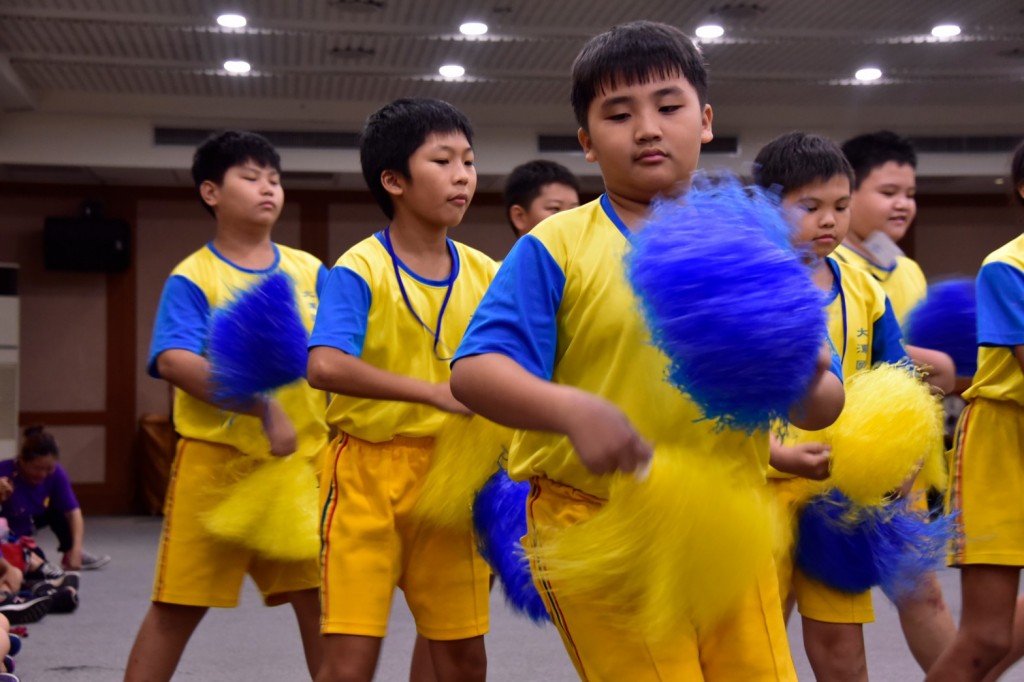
[24,561,64,584]
[64,551,110,571]
[2,655,12,673]
[29,582,56,599]
[0,595,51,625]
[47,586,77,614]
[0,673,18,681]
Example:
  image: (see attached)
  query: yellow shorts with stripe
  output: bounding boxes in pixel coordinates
[948,398,1024,566]
[152,439,320,608]
[319,434,490,640]
[769,478,875,625]
[527,477,797,681]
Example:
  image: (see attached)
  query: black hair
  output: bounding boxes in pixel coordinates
[503,160,581,232]
[752,132,854,196]
[1012,139,1024,208]
[570,20,708,131]
[20,425,58,462]
[841,130,917,190]
[360,98,475,220]
[191,130,282,217]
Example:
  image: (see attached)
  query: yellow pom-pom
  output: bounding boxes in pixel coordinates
[826,363,944,506]
[410,415,512,530]
[202,454,320,561]
[527,447,773,639]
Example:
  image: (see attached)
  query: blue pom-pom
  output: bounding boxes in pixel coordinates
[904,278,977,378]
[627,174,827,432]
[472,470,550,624]
[795,490,879,592]
[875,503,955,602]
[795,490,954,601]
[208,272,309,404]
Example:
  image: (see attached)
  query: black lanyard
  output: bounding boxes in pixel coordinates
[382,227,457,361]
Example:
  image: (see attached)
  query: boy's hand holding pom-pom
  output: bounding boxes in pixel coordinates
[627,174,827,433]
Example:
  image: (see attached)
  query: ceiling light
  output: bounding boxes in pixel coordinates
[995,178,1005,185]
[459,22,488,36]
[223,60,251,74]
[216,13,247,28]
[931,24,961,38]
[438,64,465,78]
[695,24,725,39]
[855,67,882,82]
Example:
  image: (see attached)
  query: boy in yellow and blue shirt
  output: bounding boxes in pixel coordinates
[450,22,844,681]
[838,130,957,672]
[504,159,581,239]
[929,142,1024,681]
[308,98,496,682]
[754,132,909,682]
[125,131,327,681]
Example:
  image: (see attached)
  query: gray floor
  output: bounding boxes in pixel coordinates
[10,516,1024,681]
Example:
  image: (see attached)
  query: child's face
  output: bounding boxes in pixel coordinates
[784,175,851,261]
[578,73,712,203]
[395,131,476,229]
[848,161,917,242]
[511,182,580,237]
[203,161,283,227]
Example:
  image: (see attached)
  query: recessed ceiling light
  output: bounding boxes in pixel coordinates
[223,60,251,74]
[855,67,882,82]
[439,64,465,78]
[216,13,247,28]
[460,22,488,36]
[931,24,961,38]
[995,178,1006,185]
[695,24,725,39]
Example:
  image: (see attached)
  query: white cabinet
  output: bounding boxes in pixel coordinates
[0,265,18,458]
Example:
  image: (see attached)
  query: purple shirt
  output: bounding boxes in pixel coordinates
[0,459,80,538]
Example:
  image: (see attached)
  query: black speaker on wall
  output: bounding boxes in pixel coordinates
[43,201,131,273]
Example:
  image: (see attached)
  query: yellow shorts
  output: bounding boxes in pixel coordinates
[948,399,1024,566]
[526,477,796,681]
[792,569,874,624]
[319,434,490,640]
[152,439,320,608]
[768,478,875,625]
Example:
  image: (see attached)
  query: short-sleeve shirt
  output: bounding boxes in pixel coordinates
[825,256,907,379]
[453,196,774,499]
[0,459,79,538]
[963,234,1024,406]
[309,232,498,443]
[833,243,927,326]
[772,257,907,469]
[148,243,329,459]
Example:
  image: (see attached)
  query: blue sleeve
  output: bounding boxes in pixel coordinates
[452,234,565,380]
[872,298,909,365]
[148,275,210,378]
[315,264,328,298]
[308,266,371,357]
[976,262,1024,347]
[826,337,843,381]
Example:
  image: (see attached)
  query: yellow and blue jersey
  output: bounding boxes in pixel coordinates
[148,243,329,458]
[963,234,1024,407]
[824,256,907,379]
[309,232,498,442]
[769,257,905,476]
[453,195,831,499]
[833,243,927,326]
